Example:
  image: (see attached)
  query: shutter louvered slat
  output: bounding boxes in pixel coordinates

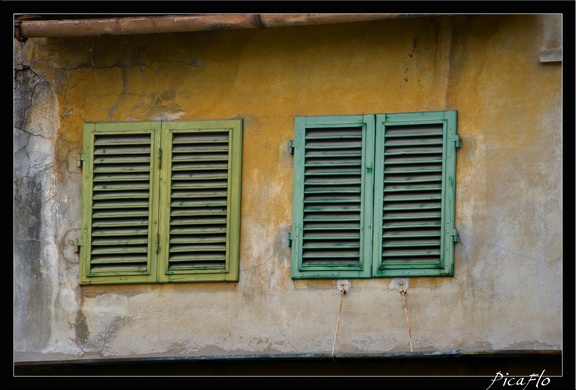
[384,157,442,165]
[385,139,443,147]
[168,131,229,270]
[384,201,441,210]
[170,163,229,171]
[93,165,150,174]
[170,236,226,244]
[384,221,441,228]
[92,184,150,192]
[92,228,148,236]
[385,166,442,173]
[92,210,149,218]
[172,172,228,180]
[170,216,227,225]
[91,246,148,254]
[384,192,441,201]
[171,190,228,198]
[93,173,150,181]
[382,124,444,264]
[92,238,148,246]
[384,238,441,246]
[92,200,149,209]
[93,192,149,200]
[89,133,151,272]
[384,184,442,192]
[170,208,226,216]
[92,219,148,228]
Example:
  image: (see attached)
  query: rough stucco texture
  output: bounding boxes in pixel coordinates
[13,14,562,361]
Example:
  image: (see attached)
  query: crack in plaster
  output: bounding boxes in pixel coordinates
[487,240,547,264]
[13,129,32,178]
[242,243,282,272]
[457,232,475,324]
[275,325,299,352]
[108,65,130,120]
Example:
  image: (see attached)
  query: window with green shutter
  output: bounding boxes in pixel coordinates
[79,119,242,285]
[290,110,459,279]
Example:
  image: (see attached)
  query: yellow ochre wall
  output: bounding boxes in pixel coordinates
[13,14,562,361]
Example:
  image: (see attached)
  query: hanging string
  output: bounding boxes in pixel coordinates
[400,289,413,352]
[331,288,345,361]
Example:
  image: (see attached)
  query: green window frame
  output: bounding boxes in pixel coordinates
[290,110,459,279]
[79,119,242,285]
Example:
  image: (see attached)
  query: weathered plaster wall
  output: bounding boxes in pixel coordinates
[13,14,562,361]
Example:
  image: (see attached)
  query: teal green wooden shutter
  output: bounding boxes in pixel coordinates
[80,122,160,285]
[291,115,374,279]
[158,120,242,282]
[372,110,458,277]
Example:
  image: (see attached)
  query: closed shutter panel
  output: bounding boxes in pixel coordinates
[291,116,373,279]
[160,120,242,282]
[80,123,159,284]
[373,111,457,277]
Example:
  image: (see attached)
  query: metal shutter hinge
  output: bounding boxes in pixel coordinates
[288,140,294,155]
[77,153,86,168]
[287,232,293,247]
[450,229,460,243]
[158,148,162,169]
[452,134,462,149]
[75,238,85,253]
[14,63,30,71]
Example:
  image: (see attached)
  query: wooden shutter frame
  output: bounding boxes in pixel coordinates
[291,115,374,279]
[158,120,242,283]
[80,122,160,285]
[372,110,458,277]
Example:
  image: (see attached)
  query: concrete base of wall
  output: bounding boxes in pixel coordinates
[13,350,561,376]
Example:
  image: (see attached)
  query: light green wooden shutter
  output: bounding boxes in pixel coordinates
[291,115,373,279]
[80,119,242,285]
[80,122,160,285]
[373,111,458,277]
[158,120,242,282]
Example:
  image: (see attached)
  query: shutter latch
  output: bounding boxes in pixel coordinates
[288,140,294,155]
[450,229,460,243]
[75,238,85,253]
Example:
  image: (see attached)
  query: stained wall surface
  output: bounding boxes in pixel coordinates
[13,14,562,362]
